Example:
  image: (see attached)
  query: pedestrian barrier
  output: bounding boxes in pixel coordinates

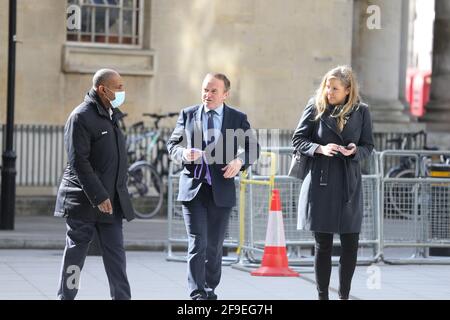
[166,165,242,263]
[379,150,450,264]
[167,148,450,266]
[166,151,276,263]
[235,148,380,267]
[167,148,380,265]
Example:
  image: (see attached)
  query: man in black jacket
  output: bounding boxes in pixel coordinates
[54,69,135,300]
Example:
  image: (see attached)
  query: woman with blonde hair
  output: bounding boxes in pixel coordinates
[292,65,374,300]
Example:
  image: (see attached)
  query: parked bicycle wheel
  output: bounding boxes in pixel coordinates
[153,138,182,176]
[127,161,163,219]
[386,167,416,220]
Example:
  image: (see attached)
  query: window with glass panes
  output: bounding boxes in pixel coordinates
[66,0,143,46]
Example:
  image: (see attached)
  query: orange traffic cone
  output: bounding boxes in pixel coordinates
[251,189,299,277]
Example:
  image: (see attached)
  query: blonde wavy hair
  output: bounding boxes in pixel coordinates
[314,65,360,131]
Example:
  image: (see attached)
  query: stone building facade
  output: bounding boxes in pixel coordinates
[3,0,445,132]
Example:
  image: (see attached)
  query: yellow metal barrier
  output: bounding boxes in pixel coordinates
[237,151,277,255]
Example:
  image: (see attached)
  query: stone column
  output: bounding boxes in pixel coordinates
[422,0,450,132]
[352,0,416,129]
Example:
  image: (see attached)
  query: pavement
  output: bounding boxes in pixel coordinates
[0,216,169,250]
[0,216,450,300]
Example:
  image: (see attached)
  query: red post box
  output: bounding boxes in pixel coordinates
[410,70,432,117]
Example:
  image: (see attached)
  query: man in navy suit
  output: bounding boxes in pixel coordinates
[167,73,259,300]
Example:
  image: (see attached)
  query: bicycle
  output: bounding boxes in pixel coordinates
[120,112,179,219]
[384,130,447,220]
[385,130,428,179]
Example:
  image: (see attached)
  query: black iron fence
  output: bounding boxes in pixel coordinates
[1,124,66,187]
[0,124,427,187]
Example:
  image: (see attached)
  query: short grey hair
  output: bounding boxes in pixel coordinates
[92,68,119,89]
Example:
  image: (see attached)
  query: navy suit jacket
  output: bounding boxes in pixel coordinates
[167,104,260,207]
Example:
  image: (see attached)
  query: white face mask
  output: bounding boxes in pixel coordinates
[105,87,126,108]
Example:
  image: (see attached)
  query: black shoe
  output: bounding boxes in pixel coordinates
[318,294,329,300]
[206,291,218,300]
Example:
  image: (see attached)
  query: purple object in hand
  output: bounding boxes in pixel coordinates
[193,154,212,185]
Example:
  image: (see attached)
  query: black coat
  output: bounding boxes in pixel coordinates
[54,89,135,222]
[167,104,260,207]
[292,98,374,234]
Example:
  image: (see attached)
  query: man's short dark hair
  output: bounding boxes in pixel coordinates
[210,73,231,92]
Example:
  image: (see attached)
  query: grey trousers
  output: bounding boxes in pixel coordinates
[57,214,131,300]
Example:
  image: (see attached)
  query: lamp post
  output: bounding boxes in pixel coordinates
[0,0,17,230]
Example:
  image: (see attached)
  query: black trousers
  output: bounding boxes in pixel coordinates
[182,183,232,300]
[314,232,359,300]
[57,213,131,300]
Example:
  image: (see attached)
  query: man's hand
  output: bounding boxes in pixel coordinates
[183,148,203,162]
[98,199,113,214]
[222,158,243,179]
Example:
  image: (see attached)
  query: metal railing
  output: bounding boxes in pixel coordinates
[1,124,67,187]
[167,148,381,265]
[167,148,450,265]
[0,124,175,187]
[379,150,450,264]
[0,124,425,188]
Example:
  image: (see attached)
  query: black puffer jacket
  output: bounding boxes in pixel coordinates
[54,89,135,222]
